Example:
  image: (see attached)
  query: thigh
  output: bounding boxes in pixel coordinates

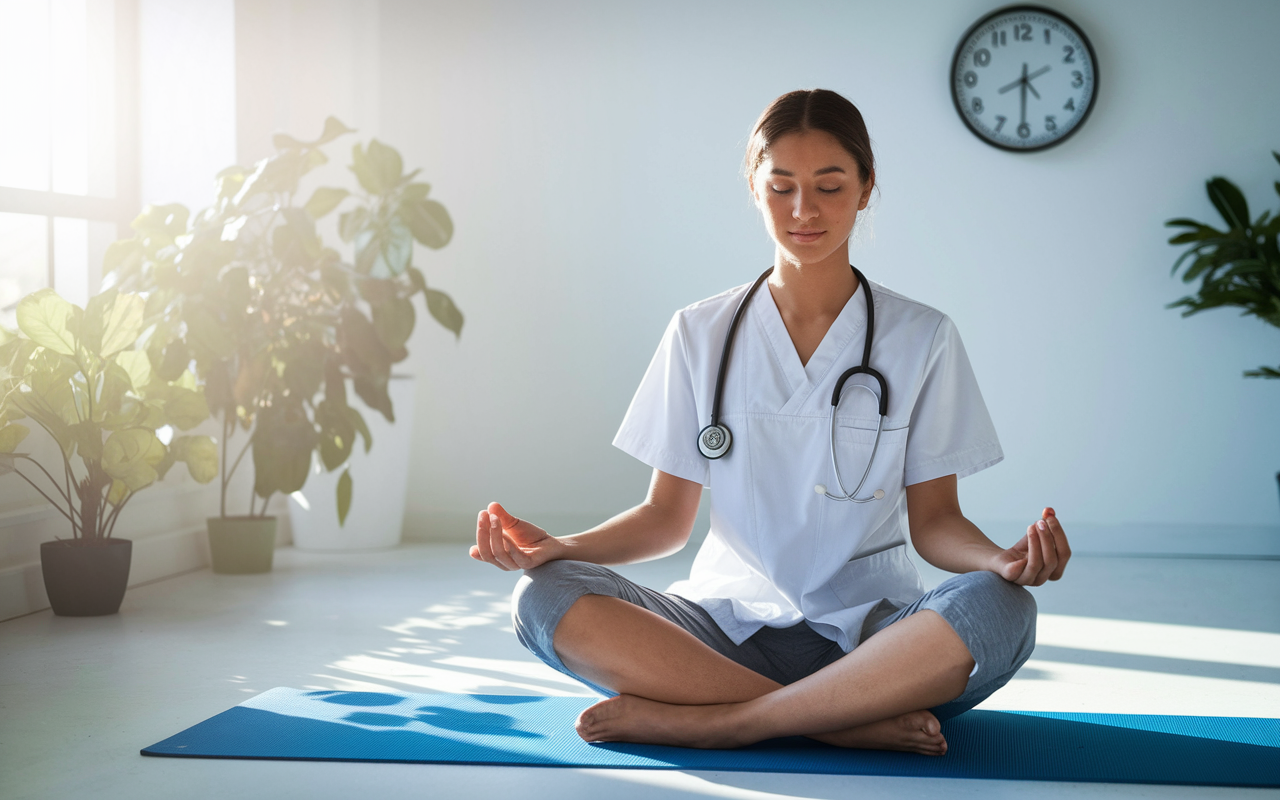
[512,560,744,689]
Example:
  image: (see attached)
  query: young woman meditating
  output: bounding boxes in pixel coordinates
[470,88,1068,754]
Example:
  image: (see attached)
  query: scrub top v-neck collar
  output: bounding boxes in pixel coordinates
[752,279,870,415]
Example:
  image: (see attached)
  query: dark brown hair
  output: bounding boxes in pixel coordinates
[744,89,875,187]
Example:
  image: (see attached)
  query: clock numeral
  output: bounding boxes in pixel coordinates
[973,48,991,67]
[1064,97,1076,112]
[1072,70,1083,88]
[1044,28,1051,44]
[1063,45,1076,63]
[1014,23,1032,41]
[1045,115,1057,132]
[972,97,984,114]
[963,71,978,88]
[1017,122,1031,139]
[994,115,1007,133]
[991,29,1006,47]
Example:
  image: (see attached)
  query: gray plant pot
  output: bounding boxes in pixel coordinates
[40,538,132,616]
[207,517,277,574]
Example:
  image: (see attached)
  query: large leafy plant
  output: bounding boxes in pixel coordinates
[0,289,217,542]
[1166,151,1280,378]
[106,117,462,524]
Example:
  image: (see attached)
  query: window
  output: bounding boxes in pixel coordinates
[0,0,137,322]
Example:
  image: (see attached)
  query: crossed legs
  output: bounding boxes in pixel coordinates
[555,594,971,752]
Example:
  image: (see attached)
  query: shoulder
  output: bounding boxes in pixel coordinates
[865,279,955,344]
[669,280,756,338]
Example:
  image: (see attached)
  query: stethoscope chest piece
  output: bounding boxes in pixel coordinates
[698,424,732,459]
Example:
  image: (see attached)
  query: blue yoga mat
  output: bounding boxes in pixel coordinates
[141,688,1280,787]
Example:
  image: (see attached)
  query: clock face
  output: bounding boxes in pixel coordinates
[951,5,1098,152]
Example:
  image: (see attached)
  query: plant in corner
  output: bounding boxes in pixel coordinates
[0,289,217,615]
[1165,150,1280,506]
[106,117,462,570]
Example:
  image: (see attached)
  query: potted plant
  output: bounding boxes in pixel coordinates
[1166,150,1280,502]
[105,117,461,567]
[0,288,216,615]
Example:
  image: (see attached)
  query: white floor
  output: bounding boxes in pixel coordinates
[2,542,1278,800]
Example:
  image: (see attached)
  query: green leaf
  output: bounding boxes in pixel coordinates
[1206,177,1250,231]
[0,452,17,476]
[167,388,210,430]
[305,187,350,220]
[424,288,464,339]
[341,309,392,372]
[16,290,79,356]
[337,467,352,526]
[272,208,323,267]
[252,399,317,498]
[406,266,428,297]
[0,423,28,453]
[402,197,453,249]
[373,296,416,350]
[115,350,152,391]
[347,405,371,453]
[283,340,327,399]
[353,374,394,423]
[350,139,404,195]
[171,435,218,483]
[338,207,370,243]
[102,428,165,491]
[185,305,235,361]
[316,399,355,471]
[315,116,356,145]
[84,290,145,358]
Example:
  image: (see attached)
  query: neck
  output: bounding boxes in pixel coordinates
[767,247,858,322]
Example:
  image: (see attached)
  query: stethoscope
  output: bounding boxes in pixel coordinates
[696,265,889,503]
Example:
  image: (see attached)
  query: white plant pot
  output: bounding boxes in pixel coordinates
[288,375,416,551]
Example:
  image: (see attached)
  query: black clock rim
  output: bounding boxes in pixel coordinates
[949,3,1100,154]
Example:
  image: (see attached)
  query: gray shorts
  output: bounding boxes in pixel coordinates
[511,560,1036,721]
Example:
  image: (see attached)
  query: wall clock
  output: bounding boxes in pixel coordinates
[951,5,1098,152]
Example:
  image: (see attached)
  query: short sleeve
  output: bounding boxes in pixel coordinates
[903,315,1003,486]
[612,312,710,485]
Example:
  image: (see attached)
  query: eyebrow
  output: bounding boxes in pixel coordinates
[769,166,847,177]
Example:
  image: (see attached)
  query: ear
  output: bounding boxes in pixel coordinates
[747,172,761,207]
[858,170,875,211]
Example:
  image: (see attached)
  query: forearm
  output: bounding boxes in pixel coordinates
[911,512,1003,575]
[554,501,692,566]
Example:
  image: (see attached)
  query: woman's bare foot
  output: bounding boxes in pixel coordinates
[576,696,947,755]
[575,695,748,749]
[811,710,947,756]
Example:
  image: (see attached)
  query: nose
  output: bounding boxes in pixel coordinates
[792,189,819,222]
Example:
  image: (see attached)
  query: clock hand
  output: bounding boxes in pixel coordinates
[998,75,1023,94]
[1024,64,1049,100]
[1019,63,1028,125]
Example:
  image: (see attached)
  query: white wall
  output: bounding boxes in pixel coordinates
[372,0,1280,542]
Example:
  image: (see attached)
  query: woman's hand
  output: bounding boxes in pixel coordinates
[469,502,565,571]
[990,507,1071,586]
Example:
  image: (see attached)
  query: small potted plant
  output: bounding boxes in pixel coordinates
[1166,150,1280,502]
[105,117,461,569]
[0,288,217,615]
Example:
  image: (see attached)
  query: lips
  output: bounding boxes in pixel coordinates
[789,230,824,243]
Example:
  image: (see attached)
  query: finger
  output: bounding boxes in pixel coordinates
[488,501,521,530]
[475,511,499,565]
[1020,525,1044,585]
[1045,514,1071,580]
[1034,519,1058,585]
[488,511,518,570]
[1043,507,1056,518]
[469,545,481,560]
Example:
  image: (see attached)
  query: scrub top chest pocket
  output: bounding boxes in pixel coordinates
[832,422,911,502]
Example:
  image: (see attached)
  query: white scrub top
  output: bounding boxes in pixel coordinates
[612,276,1003,652]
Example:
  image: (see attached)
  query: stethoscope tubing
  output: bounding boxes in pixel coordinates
[699,265,888,503]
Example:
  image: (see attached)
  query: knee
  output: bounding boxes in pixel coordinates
[956,571,1038,665]
[510,559,601,648]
